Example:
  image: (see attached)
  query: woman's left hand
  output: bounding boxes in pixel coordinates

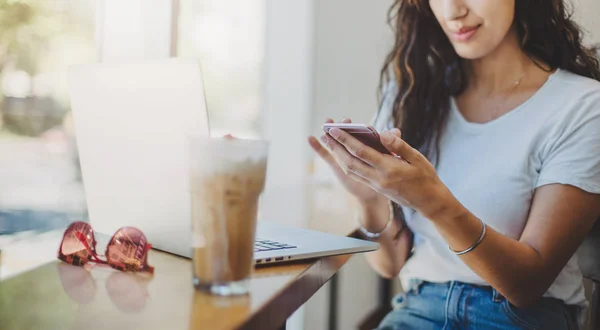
[323,127,458,220]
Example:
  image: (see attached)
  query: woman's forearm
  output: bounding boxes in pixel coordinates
[427,202,551,307]
[359,197,413,279]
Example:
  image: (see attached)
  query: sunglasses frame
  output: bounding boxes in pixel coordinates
[57,221,154,274]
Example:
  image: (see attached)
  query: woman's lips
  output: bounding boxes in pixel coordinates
[451,25,481,42]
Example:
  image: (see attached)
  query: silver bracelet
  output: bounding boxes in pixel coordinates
[449,218,487,255]
[358,199,395,239]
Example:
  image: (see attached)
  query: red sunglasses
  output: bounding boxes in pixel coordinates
[57,221,154,274]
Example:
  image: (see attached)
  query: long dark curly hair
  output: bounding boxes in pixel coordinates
[379,0,600,161]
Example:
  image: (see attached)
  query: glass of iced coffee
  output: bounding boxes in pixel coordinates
[188,135,268,296]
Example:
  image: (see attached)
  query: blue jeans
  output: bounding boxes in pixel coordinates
[377,281,580,330]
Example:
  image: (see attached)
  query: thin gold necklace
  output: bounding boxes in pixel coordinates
[488,71,525,121]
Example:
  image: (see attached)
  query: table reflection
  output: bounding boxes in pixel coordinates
[56,263,151,313]
[189,291,250,330]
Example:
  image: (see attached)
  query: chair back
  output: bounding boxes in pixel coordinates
[577,220,600,330]
[578,220,600,282]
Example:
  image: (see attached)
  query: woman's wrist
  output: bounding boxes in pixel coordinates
[358,195,388,213]
[357,195,391,232]
[420,190,467,225]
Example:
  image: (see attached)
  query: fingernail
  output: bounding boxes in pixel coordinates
[329,128,341,138]
[382,131,393,143]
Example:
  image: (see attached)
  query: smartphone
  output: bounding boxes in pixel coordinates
[322,123,392,155]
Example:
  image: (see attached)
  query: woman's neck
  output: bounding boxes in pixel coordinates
[466,29,532,95]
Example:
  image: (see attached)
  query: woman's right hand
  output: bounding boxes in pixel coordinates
[308,118,383,204]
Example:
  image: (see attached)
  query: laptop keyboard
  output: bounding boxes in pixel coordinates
[254,238,297,252]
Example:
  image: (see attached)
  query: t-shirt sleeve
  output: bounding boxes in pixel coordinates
[536,98,600,193]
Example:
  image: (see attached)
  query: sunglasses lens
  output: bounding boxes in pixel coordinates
[59,222,95,266]
[107,227,149,272]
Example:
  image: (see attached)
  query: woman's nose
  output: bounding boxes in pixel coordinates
[442,0,469,21]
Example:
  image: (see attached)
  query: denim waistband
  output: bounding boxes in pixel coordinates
[384,280,582,329]
[403,280,505,302]
[397,280,581,329]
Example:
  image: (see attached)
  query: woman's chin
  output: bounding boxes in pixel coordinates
[452,44,493,60]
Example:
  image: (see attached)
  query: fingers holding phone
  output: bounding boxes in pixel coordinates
[308,118,382,203]
[308,118,353,164]
[322,123,392,156]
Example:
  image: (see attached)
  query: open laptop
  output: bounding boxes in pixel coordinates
[67,58,378,265]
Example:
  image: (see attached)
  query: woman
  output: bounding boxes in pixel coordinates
[308,0,600,329]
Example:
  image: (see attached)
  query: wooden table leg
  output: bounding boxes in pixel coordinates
[273,274,339,330]
[329,273,339,330]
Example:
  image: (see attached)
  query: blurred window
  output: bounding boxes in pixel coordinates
[0,0,267,243]
[0,0,95,241]
[177,0,265,138]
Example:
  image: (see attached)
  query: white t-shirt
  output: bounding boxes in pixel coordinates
[374,69,600,310]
